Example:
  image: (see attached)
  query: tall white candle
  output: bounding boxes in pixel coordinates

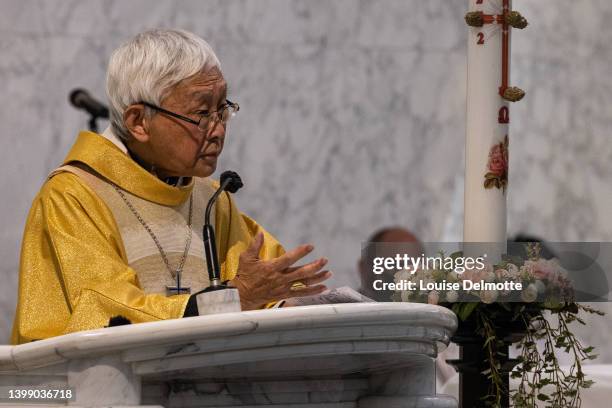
[464,0,512,260]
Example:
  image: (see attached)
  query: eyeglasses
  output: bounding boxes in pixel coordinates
[141,100,239,131]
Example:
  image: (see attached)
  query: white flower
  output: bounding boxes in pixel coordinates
[480,289,498,304]
[394,270,411,282]
[401,290,411,302]
[446,290,459,303]
[506,263,519,277]
[495,268,509,280]
[521,284,538,302]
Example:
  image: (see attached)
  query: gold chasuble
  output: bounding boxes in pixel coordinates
[11,131,284,344]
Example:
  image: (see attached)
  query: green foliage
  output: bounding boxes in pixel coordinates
[457,302,602,407]
[452,302,479,321]
[508,303,602,407]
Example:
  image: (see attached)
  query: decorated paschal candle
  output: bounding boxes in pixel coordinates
[463,0,527,260]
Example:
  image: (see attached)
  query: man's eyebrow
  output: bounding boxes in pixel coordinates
[191,86,228,104]
[191,90,213,102]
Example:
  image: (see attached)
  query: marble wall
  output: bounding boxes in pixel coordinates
[1,0,611,353]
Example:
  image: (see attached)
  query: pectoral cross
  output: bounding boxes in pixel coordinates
[465,0,528,102]
[166,285,191,296]
[166,274,191,296]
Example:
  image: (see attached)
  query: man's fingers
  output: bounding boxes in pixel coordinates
[282,258,327,275]
[268,243,315,270]
[286,284,327,298]
[242,232,264,261]
[283,258,328,284]
[299,270,332,286]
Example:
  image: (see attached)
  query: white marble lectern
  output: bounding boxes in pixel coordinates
[0,303,457,408]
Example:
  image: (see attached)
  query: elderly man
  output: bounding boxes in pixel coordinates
[11,29,330,344]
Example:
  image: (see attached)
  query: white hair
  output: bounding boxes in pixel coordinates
[106,29,221,141]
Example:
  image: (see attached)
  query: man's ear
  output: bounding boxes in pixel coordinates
[123,104,150,143]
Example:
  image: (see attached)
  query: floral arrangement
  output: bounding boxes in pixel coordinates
[393,244,603,407]
[394,253,573,306]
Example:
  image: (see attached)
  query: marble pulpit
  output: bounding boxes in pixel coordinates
[0,303,457,407]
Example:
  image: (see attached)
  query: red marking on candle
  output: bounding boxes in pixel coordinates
[482,14,495,24]
[474,0,511,98]
[500,0,509,97]
[498,107,509,123]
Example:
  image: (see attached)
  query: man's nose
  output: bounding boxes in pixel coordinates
[206,115,225,139]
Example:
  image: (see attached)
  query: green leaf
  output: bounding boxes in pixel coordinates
[484,178,496,189]
[484,335,496,347]
[537,393,550,401]
[583,380,595,388]
[457,302,479,321]
[563,389,578,397]
[449,251,463,260]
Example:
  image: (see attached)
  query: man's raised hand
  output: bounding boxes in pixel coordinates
[230,232,331,310]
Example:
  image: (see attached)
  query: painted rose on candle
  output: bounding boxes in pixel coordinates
[488,145,506,176]
[484,135,509,192]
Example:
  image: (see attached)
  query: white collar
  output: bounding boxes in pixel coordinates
[101,126,128,154]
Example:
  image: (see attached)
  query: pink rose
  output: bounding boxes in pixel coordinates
[495,268,509,280]
[488,143,507,177]
[531,259,557,281]
[461,263,492,284]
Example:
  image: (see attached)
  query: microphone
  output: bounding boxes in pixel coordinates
[69,89,109,119]
[219,171,244,194]
[203,171,244,288]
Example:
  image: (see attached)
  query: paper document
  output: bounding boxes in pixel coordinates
[283,286,375,307]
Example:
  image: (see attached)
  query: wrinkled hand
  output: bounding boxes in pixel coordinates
[229,232,331,310]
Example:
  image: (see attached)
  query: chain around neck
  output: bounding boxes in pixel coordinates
[111,183,194,281]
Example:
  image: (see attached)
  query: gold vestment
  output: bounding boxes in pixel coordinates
[11,131,284,344]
